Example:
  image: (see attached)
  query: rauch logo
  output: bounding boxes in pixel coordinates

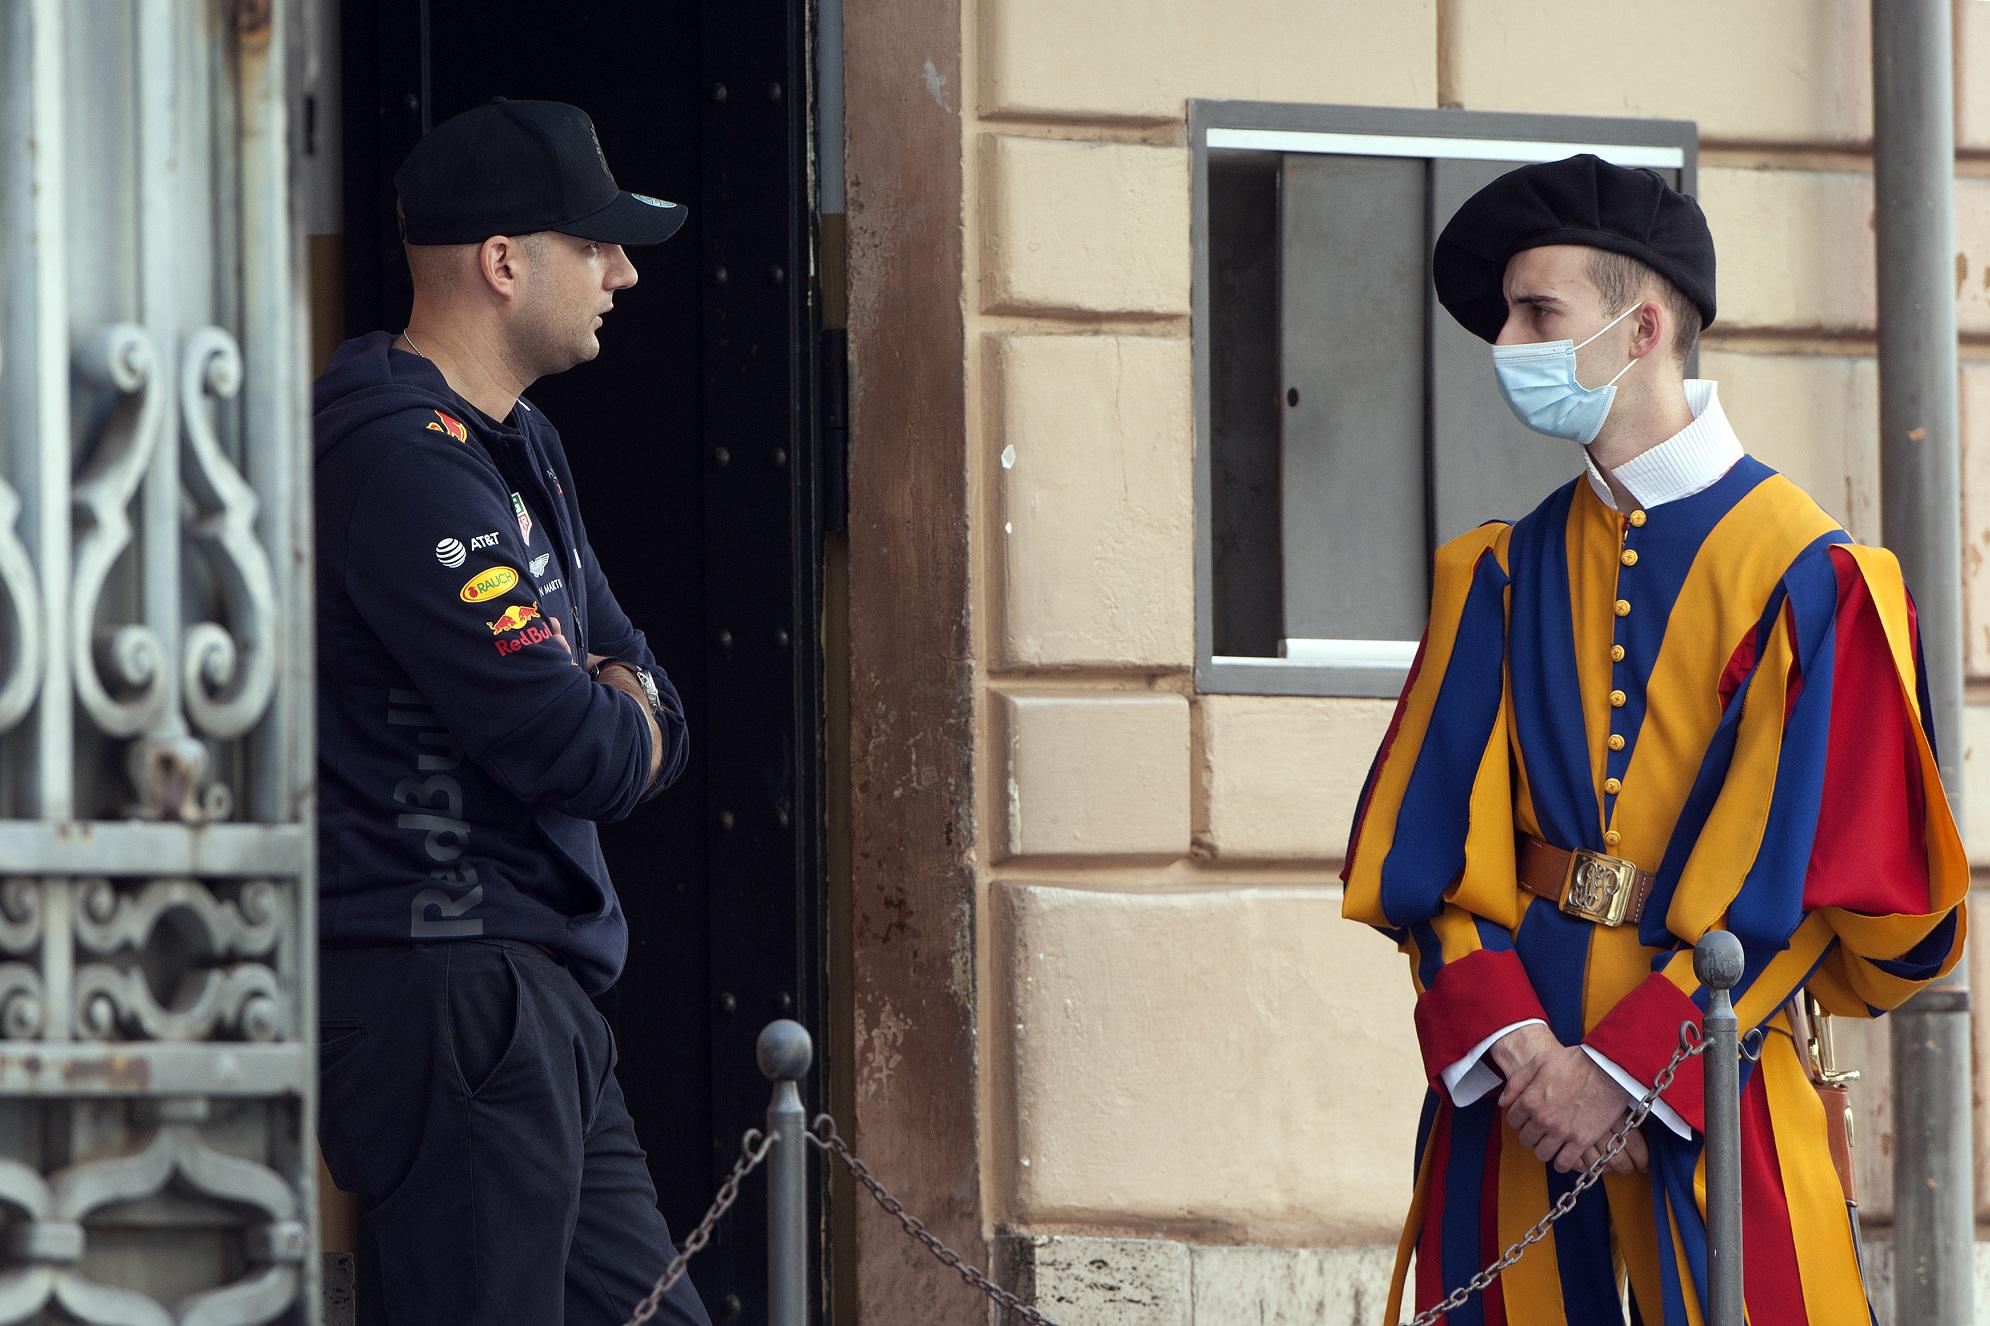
[459,566,519,602]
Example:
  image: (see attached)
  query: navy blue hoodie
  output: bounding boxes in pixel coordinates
[314,332,687,994]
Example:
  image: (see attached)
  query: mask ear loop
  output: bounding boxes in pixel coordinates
[1575,303,1646,390]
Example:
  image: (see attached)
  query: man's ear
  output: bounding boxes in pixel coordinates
[479,235,523,298]
[1631,299,1666,360]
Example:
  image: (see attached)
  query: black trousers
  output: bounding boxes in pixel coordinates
[318,939,713,1326]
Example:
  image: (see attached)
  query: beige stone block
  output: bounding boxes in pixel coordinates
[1966,367,1990,679]
[1195,696,1395,862]
[992,335,1195,668]
[1700,168,1874,332]
[1698,350,1880,541]
[1967,704,1990,864]
[996,693,1191,859]
[980,135,1189,316]
[1961,0,1990,153]
[1444,1,1871,144]
[996,1234,1191,1325]
[1189,1245,1398,1326]
[979,0,1435,122]
[992,882,1423,1241]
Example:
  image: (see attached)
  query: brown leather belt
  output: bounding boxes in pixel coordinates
[1517,833,1655,927]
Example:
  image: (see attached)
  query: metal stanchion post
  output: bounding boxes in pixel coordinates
[1696,932,1745,1326]
[758,1020,813,1326]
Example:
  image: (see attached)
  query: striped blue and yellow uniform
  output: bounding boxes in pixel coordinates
[1343,458,1967,1326]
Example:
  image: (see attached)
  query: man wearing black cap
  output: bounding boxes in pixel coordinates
[1342,155,1965,1322]
[311,100,710,1324]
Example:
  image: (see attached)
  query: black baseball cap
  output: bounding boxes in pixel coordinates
[395,98,688,247]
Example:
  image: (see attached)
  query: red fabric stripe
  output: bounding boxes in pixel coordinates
[1341,628,1431,878]
[1803,550,1930,915]
[1479,1120,1508,1326]
[1413,949,1550,1086]
[1416,1103,1452,1314]
[1582,973,1707,1134]
[1739,1073,1810,1325]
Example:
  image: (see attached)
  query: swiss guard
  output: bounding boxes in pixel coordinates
[1342,154,1967,1325]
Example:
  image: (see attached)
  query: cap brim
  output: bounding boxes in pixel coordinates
[558,191,690,246]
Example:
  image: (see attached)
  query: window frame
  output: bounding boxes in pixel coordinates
[1190,100,1698,698]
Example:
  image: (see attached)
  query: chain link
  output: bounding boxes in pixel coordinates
[622,1129,776,1326]
[808,1114,1065,1326]
[1402,1024,1708,1326]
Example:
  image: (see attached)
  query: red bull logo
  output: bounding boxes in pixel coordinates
[425,410,469,443]
[486,602,543,636]
[494,622,555,658]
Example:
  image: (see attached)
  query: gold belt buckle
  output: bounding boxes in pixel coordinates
[1561,849,1636,927]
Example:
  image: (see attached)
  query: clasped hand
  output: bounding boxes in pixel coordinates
[1492,1026,1649,1175]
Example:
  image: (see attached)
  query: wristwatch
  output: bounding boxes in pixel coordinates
[590,658,670,728]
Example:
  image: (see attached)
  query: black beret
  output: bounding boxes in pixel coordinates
[1432,153,1716,343]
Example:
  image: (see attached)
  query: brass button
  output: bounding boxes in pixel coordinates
[1609,689,1627,708]
[1610,644,1626,662]
[1604,777,1623,795]
[1615,599,1632,617]
[1609,734,1626,751]
[1621,549,1639,567]
[1604,829,1623,847]
[1629,510,1648,527]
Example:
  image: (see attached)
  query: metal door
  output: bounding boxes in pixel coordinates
[0,1,319,1320]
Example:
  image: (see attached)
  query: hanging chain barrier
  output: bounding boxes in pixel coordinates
[623,1129,775,1326]
[628,933,1753,1326]
[807,1113,1065,1326]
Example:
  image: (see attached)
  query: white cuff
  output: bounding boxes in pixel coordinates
[1581,1045,1692,1138]
[1439,1019,1546,1107]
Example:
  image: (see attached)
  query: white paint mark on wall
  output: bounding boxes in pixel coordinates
[922,60,951,112]
[1000,443,1017,469]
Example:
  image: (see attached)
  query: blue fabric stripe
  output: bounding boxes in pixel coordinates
[1411,921,1443,990]
[1507,480,1601,851]
[1654,1131,1711,1323]
[1379,550,1510,928]
[1729,542,1844,948]
[1439,1102,1493,1326]
[1413,1089,1440,1181]
[1606,460,1775,823]
[1514,904,1593,1045]
[1473,916,1515,952]
[1545,1166,1618,1325]
[1649,1155,1690,1326]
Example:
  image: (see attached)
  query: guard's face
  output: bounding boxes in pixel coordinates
[519,233,639,373]
[1497,244,1623,383]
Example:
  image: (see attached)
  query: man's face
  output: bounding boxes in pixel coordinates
[1497,244,1627,385]
[514,233,639,375]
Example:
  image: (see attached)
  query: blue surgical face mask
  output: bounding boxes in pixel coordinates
[1490,303,1642,447]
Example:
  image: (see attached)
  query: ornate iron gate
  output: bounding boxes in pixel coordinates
[0,0,319,1320]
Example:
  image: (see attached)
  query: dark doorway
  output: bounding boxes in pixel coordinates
[337,3,829,1321]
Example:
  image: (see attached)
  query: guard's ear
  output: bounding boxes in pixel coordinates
[479,235,525,299]
[1631,299,1666,360]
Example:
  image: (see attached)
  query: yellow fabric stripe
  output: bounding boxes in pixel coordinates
[1497,1116,1568,1324]
[1603,1169,1665,1325]
[1456,686,1524,926]
[1385,1117,1439,1325]
[1343,523,1510,927]
[1664,609,1797,943]
[1612,475,1839,869]
[1761,1037,1864,1323]
[1568,482,1621,822]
